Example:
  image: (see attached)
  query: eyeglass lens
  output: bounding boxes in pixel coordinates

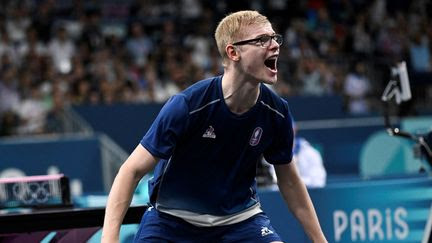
[261,35,282,47]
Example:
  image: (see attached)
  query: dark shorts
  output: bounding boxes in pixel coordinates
[133,207,282,243]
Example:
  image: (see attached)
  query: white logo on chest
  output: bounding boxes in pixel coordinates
[249,127,263,146]
[202,126,216,139]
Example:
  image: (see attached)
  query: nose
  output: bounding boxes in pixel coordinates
[268,38,280,50]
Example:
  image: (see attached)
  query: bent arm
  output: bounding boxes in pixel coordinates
[101,144,158,243]
[274,161,327,243]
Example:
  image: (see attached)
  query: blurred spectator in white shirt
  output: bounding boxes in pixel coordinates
[48,26,75,74]
[5,4,31,44]
[261,125,327,188]
[292,137,327,188]
[344,61,371,114]
[0,66,20,115]
[14,83,48,135]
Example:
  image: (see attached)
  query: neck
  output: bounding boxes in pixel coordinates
[221,71,260,115]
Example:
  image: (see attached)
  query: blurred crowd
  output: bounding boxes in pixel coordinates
[0,0,431,136]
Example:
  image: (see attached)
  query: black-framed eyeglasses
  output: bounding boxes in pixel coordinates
[232,34,283,48]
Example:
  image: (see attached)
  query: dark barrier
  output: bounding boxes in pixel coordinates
[285,95,345,120]
[298,125,384,175]
[0,205,146,234]
[73,103,163,154]
[0,135,105,194]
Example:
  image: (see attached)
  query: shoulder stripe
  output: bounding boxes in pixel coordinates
[189,99,221,115]
[260,101,285,118]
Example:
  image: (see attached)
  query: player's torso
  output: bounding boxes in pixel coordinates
[153,77,286,215]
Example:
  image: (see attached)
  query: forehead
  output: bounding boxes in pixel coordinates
[240,22,275,39]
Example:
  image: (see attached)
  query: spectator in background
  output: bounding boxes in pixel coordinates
[352,13,373,57]
[297,57,327,96]
[284,19,310,61]
[44,88,66,134]
[0,30,19,65]
[71,78,91,104]
[14,83,48,135]
[293,136,327,188]
[308,7,334,56]
[48,26,76,74]
[0,110,19,136]
[80,8,104,51]
[32,0,56,43]
[344,61,371,114]
[184,21,213,71]
[375,17,408,61]
[0,65,20,116]
[261,123,327,188]
[126,22,153,67]
[18,28,48,61]
[409,31,431,73]
[5,2,31,45]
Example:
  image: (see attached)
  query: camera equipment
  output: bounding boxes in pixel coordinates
[381,61,432,171]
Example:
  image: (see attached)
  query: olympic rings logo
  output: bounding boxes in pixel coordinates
[0,185,6,201]
[12,182,51,204]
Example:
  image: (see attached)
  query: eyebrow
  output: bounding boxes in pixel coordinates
[251,33,276,39]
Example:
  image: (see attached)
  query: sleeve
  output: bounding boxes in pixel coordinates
[140,94,189,159]
[263,103,294,165]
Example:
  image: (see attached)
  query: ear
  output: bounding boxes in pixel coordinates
[225,45,240,62]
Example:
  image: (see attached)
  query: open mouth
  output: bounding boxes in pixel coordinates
[264,57,277,72]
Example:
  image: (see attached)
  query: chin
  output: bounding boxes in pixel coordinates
[262,77,278,85]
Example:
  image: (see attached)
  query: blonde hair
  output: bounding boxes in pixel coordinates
[214,10,269,63]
